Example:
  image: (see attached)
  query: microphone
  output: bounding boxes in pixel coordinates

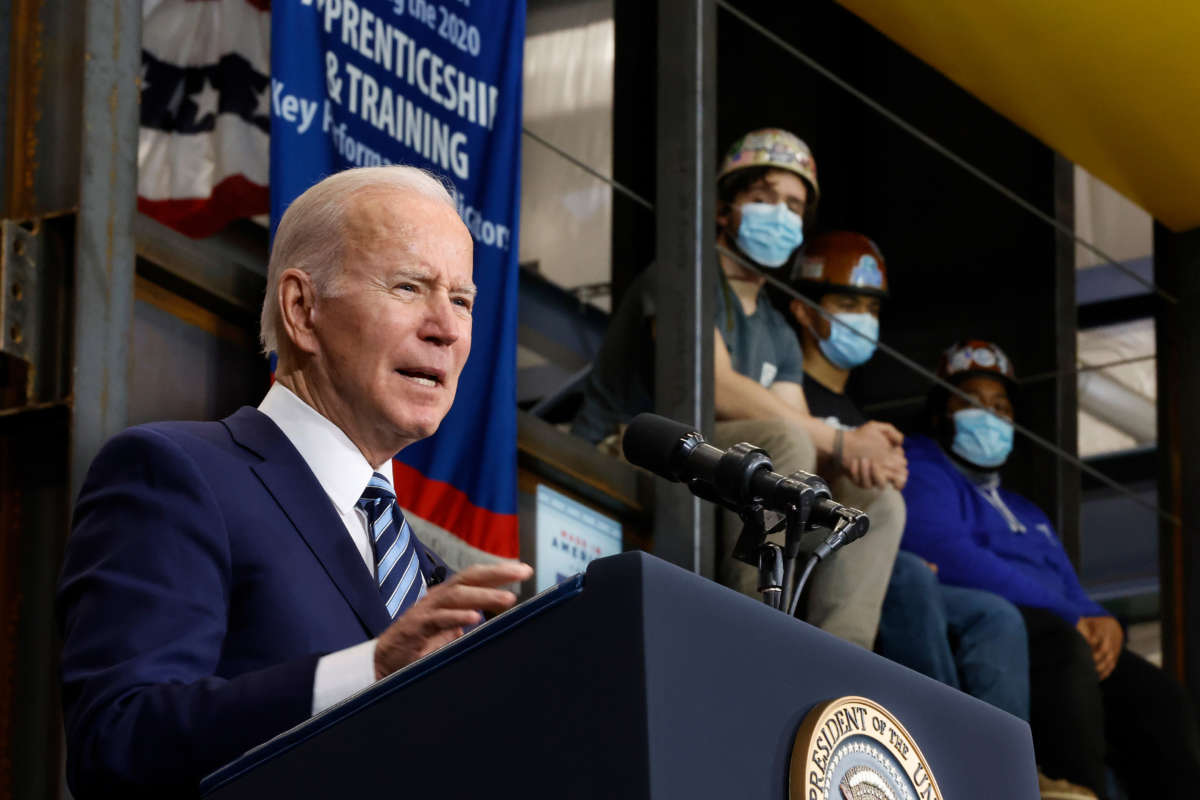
[622,413,867,535]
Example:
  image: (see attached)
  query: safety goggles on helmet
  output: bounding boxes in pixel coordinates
[938,340,1016,385]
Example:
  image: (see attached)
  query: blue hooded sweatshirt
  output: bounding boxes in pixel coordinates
[900,434,1108,624]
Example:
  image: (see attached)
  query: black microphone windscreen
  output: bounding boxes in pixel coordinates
[622,413,698,479]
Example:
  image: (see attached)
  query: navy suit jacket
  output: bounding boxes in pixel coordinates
[57,407,449,797]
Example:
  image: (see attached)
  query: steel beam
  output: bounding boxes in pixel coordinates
[4,0,84,219]
[1053,154,1081,565]
[70,0,140,498]
[1154,222,1200,701]
[654,0,716,576]
[134,214,268,317]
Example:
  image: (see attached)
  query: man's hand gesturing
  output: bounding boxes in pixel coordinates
[374,562,533,680]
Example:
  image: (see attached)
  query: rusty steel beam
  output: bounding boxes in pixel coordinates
[70,0,140,498]
[4,0,84,219]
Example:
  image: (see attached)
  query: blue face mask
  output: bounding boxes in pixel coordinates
[735,202,804,268]
[951,408,1014,468]
[818,312,879,369]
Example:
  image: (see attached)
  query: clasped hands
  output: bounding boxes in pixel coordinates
[1076,615,1124,681]
[842,420,908,491]
[374,561,533,680]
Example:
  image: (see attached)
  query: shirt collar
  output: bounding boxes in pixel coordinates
[938,441,1023,532]
[258,382,392,515]
[940,441,1001,490]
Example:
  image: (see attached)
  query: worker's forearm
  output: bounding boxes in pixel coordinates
[713,373,836,454]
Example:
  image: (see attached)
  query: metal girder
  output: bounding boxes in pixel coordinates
[71,0,140,498]
[653,0,716,576]
[3,0,85,219]
[1053,154,1081,566]
[1154,222,1200,701]
[134,214,269,317]
[1,222,41,367]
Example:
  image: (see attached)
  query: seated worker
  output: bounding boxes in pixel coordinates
[572,129,904,650]
[901,340,1200,800]
[784,233,1028,723]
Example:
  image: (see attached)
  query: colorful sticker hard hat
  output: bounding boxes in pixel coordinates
[790,231,888,298]
[938,340,1015,383]
[718,128,819,201]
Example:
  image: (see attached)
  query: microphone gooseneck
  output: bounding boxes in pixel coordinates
[623,412,872,616]
[622,413,869,531]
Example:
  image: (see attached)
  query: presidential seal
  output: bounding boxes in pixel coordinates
[789,696,942,800]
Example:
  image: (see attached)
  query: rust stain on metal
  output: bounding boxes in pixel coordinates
[107,84,119,278]
[6,0,48,217]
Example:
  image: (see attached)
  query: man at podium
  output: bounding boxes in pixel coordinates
[56,167,532,797]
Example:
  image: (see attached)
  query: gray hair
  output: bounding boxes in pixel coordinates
[260,165,459,355]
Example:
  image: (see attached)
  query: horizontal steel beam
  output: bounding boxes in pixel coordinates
[134,214,268,316]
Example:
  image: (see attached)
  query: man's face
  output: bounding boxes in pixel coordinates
[946,375,1013,420]
[720,168,809,238]
[819,292,881,320]
[313,189,475,455]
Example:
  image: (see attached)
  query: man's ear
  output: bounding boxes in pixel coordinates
[789,298,830,340]
[715,201,733,237]
[278,268,321,357]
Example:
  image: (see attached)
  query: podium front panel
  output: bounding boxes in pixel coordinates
[204,552,1038,799]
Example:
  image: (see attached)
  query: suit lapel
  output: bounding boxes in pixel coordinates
[413,532,450,584]
[223,407,394,638]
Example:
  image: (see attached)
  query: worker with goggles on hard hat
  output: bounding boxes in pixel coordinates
[572,128,903,652]
[900,340,1200,800]
[783,232,1030,727]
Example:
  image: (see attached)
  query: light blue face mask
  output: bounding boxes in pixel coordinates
[951,407,1014,468]
[818,312,879,370]
[735,202,804,268]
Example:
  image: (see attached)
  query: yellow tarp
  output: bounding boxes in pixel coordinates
[839,0,1200,231]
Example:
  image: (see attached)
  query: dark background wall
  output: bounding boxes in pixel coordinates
[613,0,1067,519]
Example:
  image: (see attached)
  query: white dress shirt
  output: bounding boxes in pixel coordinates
[258,382,424,714]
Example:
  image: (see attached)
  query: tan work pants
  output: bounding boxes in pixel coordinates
[711,419,903,650]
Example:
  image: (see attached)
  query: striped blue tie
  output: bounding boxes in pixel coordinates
[357,472,425,619]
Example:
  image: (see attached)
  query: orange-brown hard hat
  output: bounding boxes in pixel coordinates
[789,231,888,299]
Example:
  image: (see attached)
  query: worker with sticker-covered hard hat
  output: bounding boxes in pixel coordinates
[784,234,1030,725]
[900,340,1200,798]
[572,129,904,652]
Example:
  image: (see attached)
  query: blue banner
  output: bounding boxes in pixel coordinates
[271,0,523,555]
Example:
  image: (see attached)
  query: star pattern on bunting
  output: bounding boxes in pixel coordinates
[191,77,220,126]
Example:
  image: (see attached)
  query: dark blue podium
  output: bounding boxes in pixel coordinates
[201,551,1038,798]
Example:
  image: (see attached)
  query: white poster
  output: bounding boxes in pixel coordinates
[535,484,622,592]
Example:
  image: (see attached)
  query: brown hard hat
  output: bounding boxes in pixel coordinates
[789,231,888,298]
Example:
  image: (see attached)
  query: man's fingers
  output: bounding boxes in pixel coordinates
[416,608,483,637]
[876,422,904,446]
[418,628,465,659]
[870,462,888,490]
[1095,647,1118,680]
[427,584,519,613]
[445,562,533,589]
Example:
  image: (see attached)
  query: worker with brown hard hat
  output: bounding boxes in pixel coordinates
[572,129,904,651]
[784,231,1032,729]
